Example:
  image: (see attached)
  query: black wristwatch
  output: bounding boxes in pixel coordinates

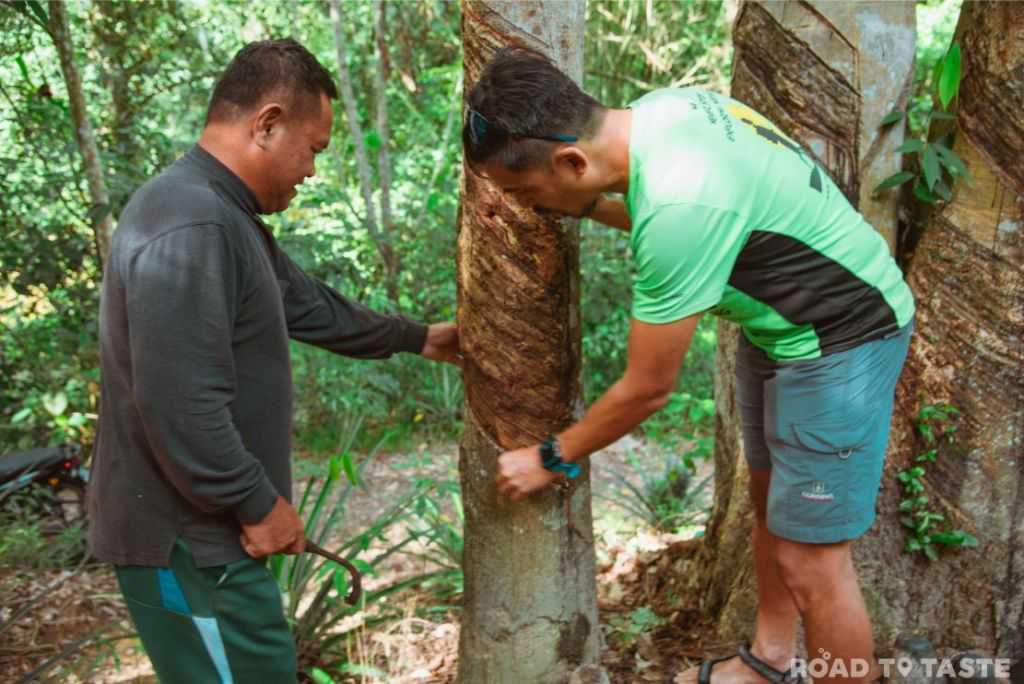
[539,436,580,479]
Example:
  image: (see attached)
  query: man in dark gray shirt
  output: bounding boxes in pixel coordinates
[88,39,458,682]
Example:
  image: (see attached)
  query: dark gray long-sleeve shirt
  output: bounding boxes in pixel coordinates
[87,145,427,567]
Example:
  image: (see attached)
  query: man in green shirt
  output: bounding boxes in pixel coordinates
[467,47,913,684]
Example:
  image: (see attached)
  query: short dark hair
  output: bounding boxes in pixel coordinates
[463,47,604,171]
[205,38,338,125]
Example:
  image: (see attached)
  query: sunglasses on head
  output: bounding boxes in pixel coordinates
[467,108,578,147]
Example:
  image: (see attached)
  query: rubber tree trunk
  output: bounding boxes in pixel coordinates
[854,1,1023,659]
[48,0,115,265]
[456,2,602,682]
[656,0,918,644]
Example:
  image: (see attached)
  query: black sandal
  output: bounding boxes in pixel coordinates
[737,642,802,684]
[695,642,802,684]
[697,654,736,684]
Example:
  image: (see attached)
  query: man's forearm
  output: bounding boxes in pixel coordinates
[556,377,669,463]
[276,248,427,357]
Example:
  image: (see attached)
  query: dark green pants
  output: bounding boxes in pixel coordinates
[115,539,296,683]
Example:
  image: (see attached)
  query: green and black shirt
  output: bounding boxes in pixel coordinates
[627,88,914,361]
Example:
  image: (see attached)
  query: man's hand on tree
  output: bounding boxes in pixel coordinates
[240,496,306,558]
[421,321,461,366]
[496,444,559,503]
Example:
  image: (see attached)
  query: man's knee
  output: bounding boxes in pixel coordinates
[774,538,854,609]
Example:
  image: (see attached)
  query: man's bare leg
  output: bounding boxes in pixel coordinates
[675,470,799,684]
[775,538,880,684]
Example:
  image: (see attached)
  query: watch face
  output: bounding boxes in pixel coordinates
[540,438,558,469]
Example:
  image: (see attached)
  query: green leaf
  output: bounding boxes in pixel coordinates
[931,57,945,93]
[874,171,914,193]
[11,407,33,424]
[364,130,382,151]
[938,43,962,110]
[923,544,939,561]
[310,667,337,684]
[327,454,341,484]
[899,499,915,511]
[338,664,388,677]
[913,178,937,204]
[910,466,926,478]
[269,554,285,581]
[880,110,904,126]
[42,391,68,417]
[11,1,49,28]
[332,567,349,596]
[921,144,941,191]
[26,1,48,25]
[341,451,358,486]
[934,144,970,181]
[931,530,964,546]
[933,179,952,202]
[897,139,924,154]
[352,558,375,575]
[15,55,31,84]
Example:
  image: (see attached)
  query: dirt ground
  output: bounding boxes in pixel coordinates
[0,436,714,684]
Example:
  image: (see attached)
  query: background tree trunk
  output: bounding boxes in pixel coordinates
[649,0,918,649]
[329,0,401,309]
[851,0,1023,660]
[47,0,115,265]
[456,2,602,682]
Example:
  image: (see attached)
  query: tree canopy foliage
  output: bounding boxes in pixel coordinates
[0,0,730,455]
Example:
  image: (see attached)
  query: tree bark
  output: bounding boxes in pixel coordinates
[47,0,115,265]
[856,0,1023,660]
[648,0,918,648]
[729,0,916,248]
[655,0,1024,665]
[373,0,394,253]
[457,2,601,682]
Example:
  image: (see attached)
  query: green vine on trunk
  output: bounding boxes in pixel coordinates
[875,41,971,204]
[898,402,978,561]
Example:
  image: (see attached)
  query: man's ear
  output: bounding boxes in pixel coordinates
[553,147,589,179]
[251,102,285,149]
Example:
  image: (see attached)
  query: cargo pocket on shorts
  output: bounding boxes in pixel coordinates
[783,417,876,528]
